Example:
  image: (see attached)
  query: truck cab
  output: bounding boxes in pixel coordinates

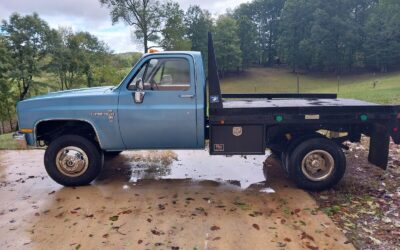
[117,51,205,150]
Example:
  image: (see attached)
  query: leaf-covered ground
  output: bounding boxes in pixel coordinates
[0,150,352,249]
[310,137,400,250]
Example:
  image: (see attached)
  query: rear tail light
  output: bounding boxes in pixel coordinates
[393,127,399,133]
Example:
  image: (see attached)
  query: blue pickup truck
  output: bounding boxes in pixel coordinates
[16,34,400,190]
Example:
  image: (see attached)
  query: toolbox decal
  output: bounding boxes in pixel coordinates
[232,126,243,136]
[213,144,225,152]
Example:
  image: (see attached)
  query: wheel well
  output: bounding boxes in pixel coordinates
[266,126,351,153]
[36,120,99,146]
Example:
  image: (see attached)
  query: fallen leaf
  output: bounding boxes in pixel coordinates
[252,224,260,230]
[301,232,315,242]
[120,210,132,215]
[55,212,65,218]
[151,229,164,235]
[109,215,119,221]
[276,242,286,247]
[210,225,220,231]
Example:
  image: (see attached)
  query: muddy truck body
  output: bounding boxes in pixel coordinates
[16,33,400,190]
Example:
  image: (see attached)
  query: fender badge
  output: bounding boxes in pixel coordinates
[232,126,243,137]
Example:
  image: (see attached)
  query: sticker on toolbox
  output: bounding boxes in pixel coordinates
[213,144,225,152]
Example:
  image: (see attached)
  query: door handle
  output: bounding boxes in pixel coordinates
[179,94,195,98]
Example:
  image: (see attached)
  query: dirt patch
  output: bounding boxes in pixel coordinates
[0,150,352,249]
[310,137,400,250]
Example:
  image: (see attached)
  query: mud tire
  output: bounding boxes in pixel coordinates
[44,135,103,186]
[287,138,346,191]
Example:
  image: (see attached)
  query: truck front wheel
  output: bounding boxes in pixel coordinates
[287,138,346,191]
[44,135,104,186]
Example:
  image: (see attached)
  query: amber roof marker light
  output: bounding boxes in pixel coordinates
[147,46,163,53]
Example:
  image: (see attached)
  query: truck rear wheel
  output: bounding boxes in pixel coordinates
[280,133,324,175]
[287,138,346,191]
[44,135,104,186]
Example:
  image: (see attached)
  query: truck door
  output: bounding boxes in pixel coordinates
[118,54,198,149]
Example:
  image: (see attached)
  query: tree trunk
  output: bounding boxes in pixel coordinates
[5,104,13,131]
[144,35,148,53]
[0,121,4,134]
[19,79,29,101]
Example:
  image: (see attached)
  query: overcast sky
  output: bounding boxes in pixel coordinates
[0,0,250,53]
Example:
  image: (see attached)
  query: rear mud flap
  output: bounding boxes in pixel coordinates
[368,124,390,170]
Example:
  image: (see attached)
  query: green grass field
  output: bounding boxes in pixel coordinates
[0,133,20,150]
[221,67,400,104]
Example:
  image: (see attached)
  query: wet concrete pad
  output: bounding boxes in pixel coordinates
[0,150,354,249]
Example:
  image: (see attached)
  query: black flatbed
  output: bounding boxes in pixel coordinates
[209,96,398,124]
[205,32,400,168]
[223,98,378,108]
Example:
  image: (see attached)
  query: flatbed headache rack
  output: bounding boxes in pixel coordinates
[206,32,400,169]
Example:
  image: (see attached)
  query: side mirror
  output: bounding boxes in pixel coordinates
[134,78,145,104]
[134,91,145,104]
[136,78,144,90]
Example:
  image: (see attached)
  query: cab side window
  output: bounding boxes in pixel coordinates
[128,58,190,91]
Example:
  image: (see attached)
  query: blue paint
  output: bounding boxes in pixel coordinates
[16,52,206,150]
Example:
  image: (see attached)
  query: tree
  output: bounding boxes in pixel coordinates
[0,35,16,131]
[75,32,110,87]
[214,15,242,76]
[185,6,213,60]
[1,13,52,100]
[48,28,111,89]
[364,0,400,72]
[233,3,259,68]
[251,0,285,65]
[309,0,361,73]
[161,2,191,50]
[100,0,163,53]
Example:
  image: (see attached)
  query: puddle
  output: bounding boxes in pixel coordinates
[115,149,270,189]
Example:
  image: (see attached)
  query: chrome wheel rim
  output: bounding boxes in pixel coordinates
[301,150,334,181]
[56,146,89,177]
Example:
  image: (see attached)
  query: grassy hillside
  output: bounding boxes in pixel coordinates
[221,67,400,104]
[30,66,400,105]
